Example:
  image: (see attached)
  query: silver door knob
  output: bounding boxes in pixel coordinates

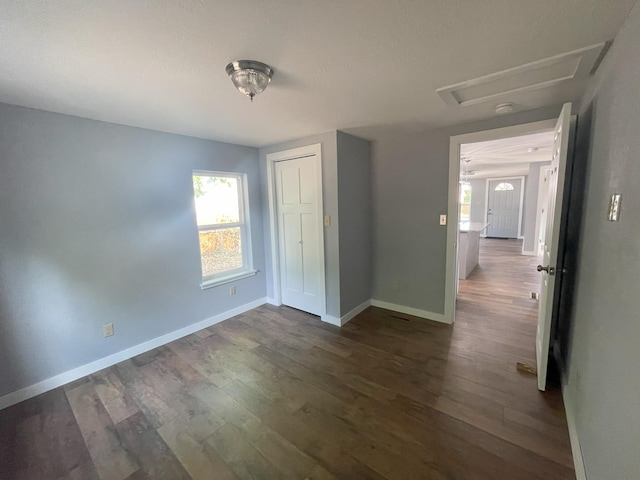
[537,265,555,275]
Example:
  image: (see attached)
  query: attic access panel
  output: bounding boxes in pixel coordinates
[436,43,608,107]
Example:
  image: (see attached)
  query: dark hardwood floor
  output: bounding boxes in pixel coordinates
[0,238,574,479]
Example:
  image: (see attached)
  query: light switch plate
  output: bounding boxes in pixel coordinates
[439,215,447,226]
[324,215,331,227]
[607,194,621,221]
[103,323,114,337]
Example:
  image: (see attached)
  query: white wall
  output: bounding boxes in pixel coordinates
[0,103,266,398]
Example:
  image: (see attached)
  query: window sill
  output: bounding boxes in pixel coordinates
[200,270,258,290]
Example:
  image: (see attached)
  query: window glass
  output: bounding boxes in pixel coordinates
[460,183,472,222]
[193,176,240,226]
[495,182,515,191]
[192,171,253,285]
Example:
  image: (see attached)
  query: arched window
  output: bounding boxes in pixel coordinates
[495,182,515,191]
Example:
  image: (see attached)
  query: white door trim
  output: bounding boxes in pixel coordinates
[266,144,327,321]
[483,176,526,239]
[445,119,556,324]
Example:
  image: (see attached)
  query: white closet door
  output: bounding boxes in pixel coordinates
[275,157,322,316]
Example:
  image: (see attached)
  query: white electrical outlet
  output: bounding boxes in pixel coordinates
[230,285,236,296]
[391,280,399,291]
[103,323,114,337]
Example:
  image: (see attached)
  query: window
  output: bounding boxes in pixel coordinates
[495,182,515,191]
[460,182,472,222]
[192,171,255,288]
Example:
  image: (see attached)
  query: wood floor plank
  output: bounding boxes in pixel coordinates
[91,368,140,425]
[228,407,336,480]
[65,382,139,480]
[0,388,95,480]
[113,361,180,430]
[205,422,284,480]
[157,417,239,480]
[114,411,191,479]
[55,460,100,480]
[222,376,386,480]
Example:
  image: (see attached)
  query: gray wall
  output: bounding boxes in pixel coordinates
[0,104,266,397]
[522,162,551,252]
[371,105,563,314]
[562,2,640,478]
[337,131,372,316]
[259,132,341,318]
[468,178,487,223]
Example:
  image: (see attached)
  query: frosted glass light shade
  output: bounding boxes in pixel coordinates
[225,60,274,101]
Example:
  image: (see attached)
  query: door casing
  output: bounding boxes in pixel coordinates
[446,119,557,324]
[266,144,327,322]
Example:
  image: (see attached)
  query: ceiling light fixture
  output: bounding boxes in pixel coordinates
[461,157,475,183]
[225,60,274,102]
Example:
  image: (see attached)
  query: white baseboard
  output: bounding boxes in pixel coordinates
[562,384,587,480]
[0,297,268,411]
[266,297,279,306]
[322,300,371,327]
[370,299,449,324]
[321,315,341,326]
[339,300,371,326]
[521,249,538,256]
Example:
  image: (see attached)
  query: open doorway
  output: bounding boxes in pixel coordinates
[445,104,573,391]
[446,119,556,320]
[454,129,555,292]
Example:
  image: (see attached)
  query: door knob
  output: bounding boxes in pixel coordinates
[537,265,555,275]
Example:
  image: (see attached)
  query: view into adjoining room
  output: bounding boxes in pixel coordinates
[456,130,556,375]
[457,130,555,286]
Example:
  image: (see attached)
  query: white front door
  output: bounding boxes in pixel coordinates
[275,157,322,316]
[486,178,522,238]
[536,103,572,391]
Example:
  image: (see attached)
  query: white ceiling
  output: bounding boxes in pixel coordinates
[460,131,555,179]
[0,1,635,147]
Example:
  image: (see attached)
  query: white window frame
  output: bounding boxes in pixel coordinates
[192,170,256,289]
